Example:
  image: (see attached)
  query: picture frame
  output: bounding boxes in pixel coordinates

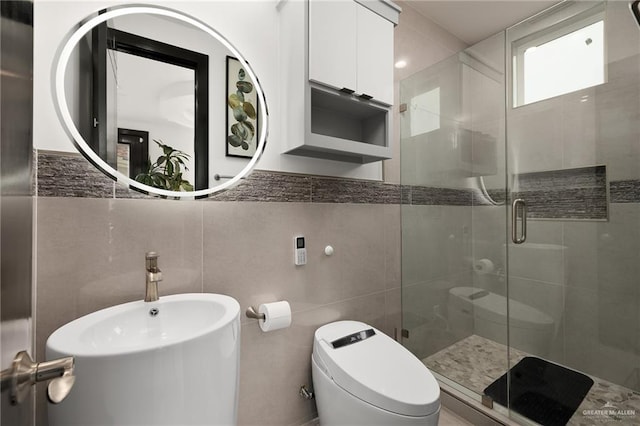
[117,128,149,179]
[225,56,259,158]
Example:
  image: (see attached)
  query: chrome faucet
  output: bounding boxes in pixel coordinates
[144,251,162,302]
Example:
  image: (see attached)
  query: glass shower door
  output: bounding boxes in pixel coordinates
[401,1,640,424]
[400,31,511,407]
[501,1,640,424]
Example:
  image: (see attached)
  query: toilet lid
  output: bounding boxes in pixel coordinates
[313,321,440,417]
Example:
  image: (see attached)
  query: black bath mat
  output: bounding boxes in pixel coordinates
[484,357,594,426]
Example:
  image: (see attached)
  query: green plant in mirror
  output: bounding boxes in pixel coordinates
[228,67,256,150]
[135,140,194,192]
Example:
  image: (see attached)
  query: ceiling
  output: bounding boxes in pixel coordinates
[403,0,561,45]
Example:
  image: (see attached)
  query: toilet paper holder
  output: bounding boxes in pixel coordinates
[246,301,292,332]
[245,306,266,320]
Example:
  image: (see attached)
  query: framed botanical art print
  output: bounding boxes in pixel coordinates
[226,56,259,158]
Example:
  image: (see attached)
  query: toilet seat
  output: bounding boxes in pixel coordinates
[313,321,440,417]
[449,287,554,330]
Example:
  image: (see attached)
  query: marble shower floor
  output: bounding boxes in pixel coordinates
[423,335,640,426]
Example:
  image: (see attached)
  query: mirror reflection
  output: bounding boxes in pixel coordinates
[57,5,267,198]
[99,23,207,191]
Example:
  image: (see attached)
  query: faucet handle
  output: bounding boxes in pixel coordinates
[47,371,76,404]
[144,251,162,302]
[145,251,160,271]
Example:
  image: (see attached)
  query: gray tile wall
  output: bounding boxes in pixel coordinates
[34,150,640,425]
[35,197,401,426]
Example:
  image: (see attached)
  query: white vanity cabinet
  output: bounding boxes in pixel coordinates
[279,0,400,164]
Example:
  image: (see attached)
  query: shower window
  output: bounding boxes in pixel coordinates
[512,4,605,107]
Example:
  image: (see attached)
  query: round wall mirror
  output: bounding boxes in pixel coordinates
[54,4,268,199]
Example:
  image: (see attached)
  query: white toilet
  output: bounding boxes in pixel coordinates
[312,320,441,426]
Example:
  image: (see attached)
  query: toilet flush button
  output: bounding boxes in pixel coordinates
[324,246,334,256]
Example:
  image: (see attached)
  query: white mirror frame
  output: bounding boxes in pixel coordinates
[53,4,268,199]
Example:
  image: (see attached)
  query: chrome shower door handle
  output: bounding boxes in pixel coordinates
[511,198,527,244]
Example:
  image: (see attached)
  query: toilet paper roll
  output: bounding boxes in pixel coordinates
[258,301,292,332]
[474,258,495,275]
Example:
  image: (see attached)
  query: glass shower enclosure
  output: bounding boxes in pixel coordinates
[400,1,640,424]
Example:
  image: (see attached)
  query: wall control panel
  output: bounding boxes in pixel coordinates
[294,236,307,265]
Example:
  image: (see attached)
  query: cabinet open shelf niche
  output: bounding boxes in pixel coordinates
[285,87,391,164]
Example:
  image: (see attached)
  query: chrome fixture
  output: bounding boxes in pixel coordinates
[299,385,314,400]
[145,251,162,302]
[511,198,527,244]
[245,306,265,320]
[477,176,505,206]
[213,173,247,181]
[0,351,75,405]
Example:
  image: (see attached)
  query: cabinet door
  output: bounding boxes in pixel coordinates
[356,4,394,105]
[308,0,357,93]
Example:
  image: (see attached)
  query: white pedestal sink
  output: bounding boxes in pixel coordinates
[46,293,240,425]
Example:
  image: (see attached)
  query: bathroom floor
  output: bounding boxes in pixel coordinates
[302,408,471,426]
[438,407,475,425]
[423,335,640,425]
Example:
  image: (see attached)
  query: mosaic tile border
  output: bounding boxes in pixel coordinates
[610,180,640,204]
[311,177,400,204]
[37,151,114,198]
[513,165,608,220]
[36,151,640,212]
[35,150,401,204]
[406,186,472,206]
